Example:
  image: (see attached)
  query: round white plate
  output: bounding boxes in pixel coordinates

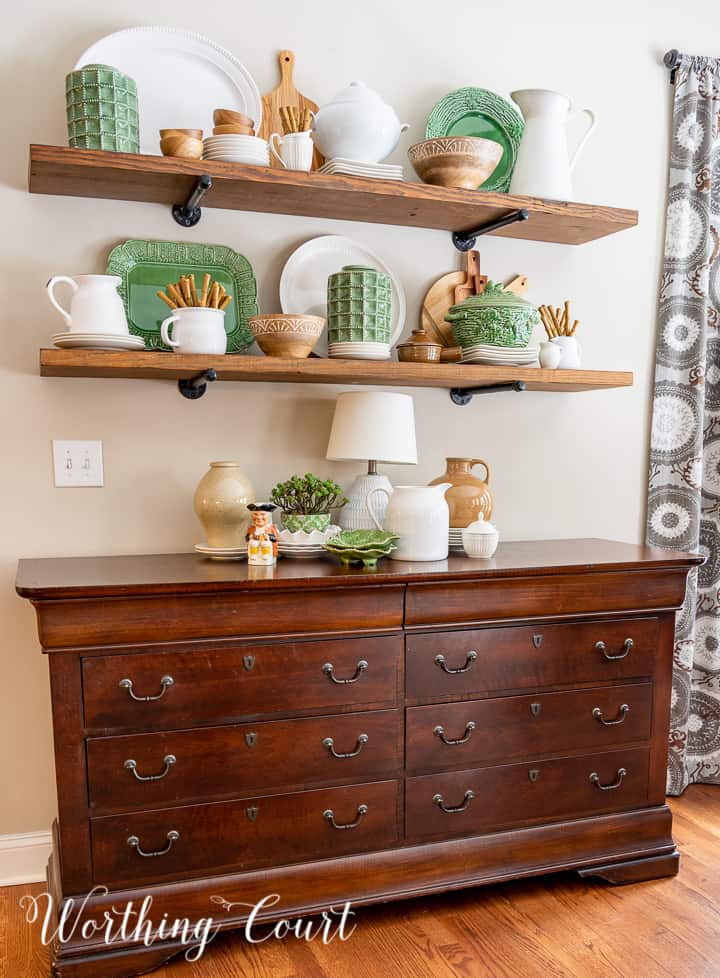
[75,27,262,154]
[280,235,406,358]
[52,333,146,350]
[203,155,269,164]
[194,543,248,560]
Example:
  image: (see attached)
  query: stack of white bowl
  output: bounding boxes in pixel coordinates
[277,526,340,559]
[203,135,270,165]
[327,341,391,361]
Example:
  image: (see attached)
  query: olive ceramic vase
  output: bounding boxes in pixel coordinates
[193,462,255,547]
[429,458,494,527]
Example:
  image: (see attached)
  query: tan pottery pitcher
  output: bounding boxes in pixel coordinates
[429,457,493,527]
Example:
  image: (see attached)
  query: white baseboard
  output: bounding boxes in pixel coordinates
[0,830,52,886]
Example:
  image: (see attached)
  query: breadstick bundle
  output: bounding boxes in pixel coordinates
[538,300,580,339]
[157,273,233,312]
[279,105,312,135]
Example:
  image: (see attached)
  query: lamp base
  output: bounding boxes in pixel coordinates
[339,473,393,531]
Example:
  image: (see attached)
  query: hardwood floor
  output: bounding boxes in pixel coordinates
[3,785,718,978]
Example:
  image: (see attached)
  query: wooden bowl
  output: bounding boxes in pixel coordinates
[408,137,503,190]
[159,128,203,139]
[213,124,255,136]
[214,108,255,128]
[160,134,204,159]
[248,314,326,359]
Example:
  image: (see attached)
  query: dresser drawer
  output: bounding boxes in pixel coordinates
[406,747,650,841]
[91,779,401,888]
[87,709,403,813]
[406,684,652,774]
[406,618,659,702]
[83,635,401,731]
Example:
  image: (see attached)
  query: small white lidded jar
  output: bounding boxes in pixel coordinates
[462,518,499,559]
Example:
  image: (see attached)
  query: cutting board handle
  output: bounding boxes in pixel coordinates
[279,50,296,84]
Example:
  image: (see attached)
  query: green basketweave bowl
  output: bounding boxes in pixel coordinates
[283,513,331,533]
[445,281,539,349]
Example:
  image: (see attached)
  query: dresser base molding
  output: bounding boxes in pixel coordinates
[46,805,675,978]
[577,849,680,885]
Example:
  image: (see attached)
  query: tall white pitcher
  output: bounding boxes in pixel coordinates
[509,90,596,201]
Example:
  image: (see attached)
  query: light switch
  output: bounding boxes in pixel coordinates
[52,440,104,488]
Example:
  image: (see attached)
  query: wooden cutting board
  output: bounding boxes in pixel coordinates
[421,251,484,347]
[258,50,324,170]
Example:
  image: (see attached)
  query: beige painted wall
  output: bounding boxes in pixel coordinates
[1,0,714,834]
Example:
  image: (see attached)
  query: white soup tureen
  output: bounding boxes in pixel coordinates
[312,81,410,164]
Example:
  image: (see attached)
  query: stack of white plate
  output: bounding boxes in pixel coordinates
[449,527,466,554]
[203,135,270,165]
[52,332,145,351]
[328,341,391,361]
[278,526,340,559]
[460,344,538,366]
[194,543,248,561]
[319,158,404,181]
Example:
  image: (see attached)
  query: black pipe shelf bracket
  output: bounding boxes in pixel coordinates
[449,380,526,406]
[172,174,213,227]
[178,368,217,399]
[452,208,530,252]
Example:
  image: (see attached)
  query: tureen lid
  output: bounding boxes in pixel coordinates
[327,81,387,106]
[464,518,497,534]
[447,281,537,315]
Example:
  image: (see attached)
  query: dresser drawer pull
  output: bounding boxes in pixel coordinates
[322,660,368,684]
[322,733,369,759]
[126,830,179,858]
[118,675,174,702]
[592,704,630,726]
[124,754,177,782]
[434,721,476,746]
[434,650,478,675]
[590,767,628,790]
[323,804,369,830]
[433,789,475,814]
[595,638,634,661]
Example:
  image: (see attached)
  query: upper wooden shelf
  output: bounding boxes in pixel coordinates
[40,349,633,398]
[28,145,638,246]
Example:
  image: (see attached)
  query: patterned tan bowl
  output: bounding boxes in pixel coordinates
[248,314,326,358]
[408,137,503,190]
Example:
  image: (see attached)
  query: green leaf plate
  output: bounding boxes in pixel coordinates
[106,239,258,351]
[425,88,524,192]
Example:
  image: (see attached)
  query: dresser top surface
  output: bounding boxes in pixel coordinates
[16,539,701,600]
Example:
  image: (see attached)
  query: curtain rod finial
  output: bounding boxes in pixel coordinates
[664,49,682,70]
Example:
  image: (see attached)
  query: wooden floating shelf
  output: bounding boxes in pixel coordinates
[29,145,638,246]
[40,349,633,395]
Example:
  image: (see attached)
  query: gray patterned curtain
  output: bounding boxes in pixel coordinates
[648,52,720,794]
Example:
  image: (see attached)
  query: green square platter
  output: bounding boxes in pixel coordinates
[106,239,258,351]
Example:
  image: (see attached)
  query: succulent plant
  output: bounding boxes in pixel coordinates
[270,473,348,515]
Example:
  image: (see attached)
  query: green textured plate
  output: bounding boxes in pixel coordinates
[106,239,258,351]
[425,88,524,192]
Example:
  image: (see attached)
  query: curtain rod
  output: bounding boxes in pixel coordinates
[664,48,720,84]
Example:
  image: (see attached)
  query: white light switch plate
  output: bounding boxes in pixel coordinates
[52,440,104,488]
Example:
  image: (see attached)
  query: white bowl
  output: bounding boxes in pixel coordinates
[461,529,499,559]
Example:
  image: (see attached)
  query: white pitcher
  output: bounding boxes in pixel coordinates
[46,274,129,335]
[509,90,596,201]
[366,484,451,561]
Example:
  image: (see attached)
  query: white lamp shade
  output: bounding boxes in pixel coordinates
[326,391,417,464]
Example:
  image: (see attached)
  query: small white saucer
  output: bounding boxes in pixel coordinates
[52,332,146,351]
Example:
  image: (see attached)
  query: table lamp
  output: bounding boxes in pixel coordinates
[326,391,417,530]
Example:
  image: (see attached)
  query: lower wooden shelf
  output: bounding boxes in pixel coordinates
[39,349,633,395]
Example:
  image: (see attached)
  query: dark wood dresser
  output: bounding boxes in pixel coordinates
[16,539,700,978]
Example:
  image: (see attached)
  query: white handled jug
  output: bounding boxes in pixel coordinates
[509,89,596,201]
[46,274,129,335]
[366,483,451,561]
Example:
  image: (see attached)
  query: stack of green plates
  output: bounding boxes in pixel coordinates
[66,64,139,153]
[323,530,400,568]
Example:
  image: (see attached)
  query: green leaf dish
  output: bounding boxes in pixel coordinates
[323,544,397,568]
[106,239,258,351]
[425,88,524,192]
[325,530,400,550]
[445,281,539,349]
